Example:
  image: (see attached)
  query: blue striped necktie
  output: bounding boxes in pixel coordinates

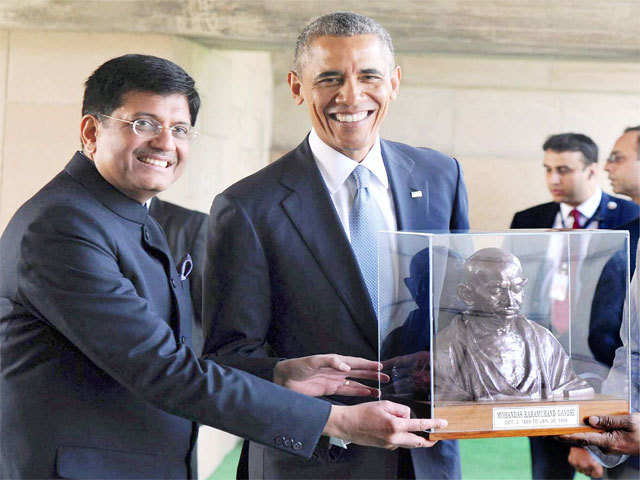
[349,165,386,314]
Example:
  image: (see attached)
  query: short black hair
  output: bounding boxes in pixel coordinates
[294,12,395,74]
[623,126,640,161]
[542,133,598,165]
[82,54,200,125]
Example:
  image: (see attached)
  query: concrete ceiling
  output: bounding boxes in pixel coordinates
[1,0,639,60]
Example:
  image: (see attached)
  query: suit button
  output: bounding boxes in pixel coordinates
[284,437,292,448]
[170,278,177,289]
[293,441,303,450]
[143,227,150,241]
[180,336,186,345]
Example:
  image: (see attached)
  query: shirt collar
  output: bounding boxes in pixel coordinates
[309,128,388,194]
[559,188,602,221]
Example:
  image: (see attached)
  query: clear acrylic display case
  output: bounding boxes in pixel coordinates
[378,230,631,439]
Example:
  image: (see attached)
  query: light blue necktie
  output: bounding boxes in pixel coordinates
[349,165,386,314]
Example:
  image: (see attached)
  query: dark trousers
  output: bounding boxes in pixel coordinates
[530,437,575,480]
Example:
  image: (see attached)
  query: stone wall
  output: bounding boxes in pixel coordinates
[0,29,272,229]
[271,51,640,229]
[2,26,640,479]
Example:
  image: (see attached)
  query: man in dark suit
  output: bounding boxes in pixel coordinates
[0,54,445,479]
[511,133,638,231]
[204,12,468,480]
[510,133,639,480]
[150,197,208,353]
[590,125,640,368]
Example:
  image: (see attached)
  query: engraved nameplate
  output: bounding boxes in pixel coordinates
[492,405,579,430]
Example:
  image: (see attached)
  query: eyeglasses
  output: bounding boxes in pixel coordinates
[97,114,198,141]
[606,154,624,164]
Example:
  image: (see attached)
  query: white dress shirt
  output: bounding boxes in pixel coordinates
[309,130,398,449]
[309,129,397,240]
[553,188,602,229]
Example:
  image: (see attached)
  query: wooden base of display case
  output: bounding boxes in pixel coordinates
[428,395,628,440]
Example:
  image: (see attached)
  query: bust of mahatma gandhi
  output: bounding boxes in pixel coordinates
[434,247,593,402]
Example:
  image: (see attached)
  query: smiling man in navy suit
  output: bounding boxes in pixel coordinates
[204,12,468,480]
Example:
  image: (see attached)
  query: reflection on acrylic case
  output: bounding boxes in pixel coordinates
[378,230,630,439]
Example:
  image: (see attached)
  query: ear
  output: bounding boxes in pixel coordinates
[457,284,475,305]
[586,162,598,179]
[80,114,99,158]
[288,71,305,106]
[390,65,401,101]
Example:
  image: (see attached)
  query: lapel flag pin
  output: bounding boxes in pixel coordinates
[411,190,423,198]
[607,201,617,210]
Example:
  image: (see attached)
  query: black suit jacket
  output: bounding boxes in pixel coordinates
[150,197,208,354]
[0,153,330,479]
[204,138,469,479]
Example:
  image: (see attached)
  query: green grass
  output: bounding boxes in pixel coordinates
[208,438,590,479]
[208,441,242,480]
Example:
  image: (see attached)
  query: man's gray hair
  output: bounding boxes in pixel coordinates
[293,12,395,74]
[623,125,640,161]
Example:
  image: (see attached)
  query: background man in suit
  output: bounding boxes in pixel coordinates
[204,12,469,480]
[0,54,446,479]
[511,133,638,479]
[150,197,208,353]
[511,133,638,231]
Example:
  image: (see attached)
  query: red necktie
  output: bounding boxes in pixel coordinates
[570,208,582,229]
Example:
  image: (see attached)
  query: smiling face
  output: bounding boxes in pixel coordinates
[543,150,597,206]
[81,91,191,203]
[288,34,400,162]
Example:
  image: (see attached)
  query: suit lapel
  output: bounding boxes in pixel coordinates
[381,141,430,230]
[544,203,560,228]
[279,140,378,350]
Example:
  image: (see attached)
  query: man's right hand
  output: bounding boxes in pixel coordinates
[322,401,446,450]
[568,447,604,478]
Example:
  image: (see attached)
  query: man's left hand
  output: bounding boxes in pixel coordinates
[274,354,388,397]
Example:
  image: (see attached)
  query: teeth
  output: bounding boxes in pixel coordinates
[335,111,368,123]
[138,157,169,168]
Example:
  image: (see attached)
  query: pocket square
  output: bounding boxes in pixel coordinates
[178,253,193,280]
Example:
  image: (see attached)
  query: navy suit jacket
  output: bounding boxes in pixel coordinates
[150,197,208,354]
[204,138,469,479]
[0,153,331,479]
[589,217,639,366]
[510,193,639,230]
